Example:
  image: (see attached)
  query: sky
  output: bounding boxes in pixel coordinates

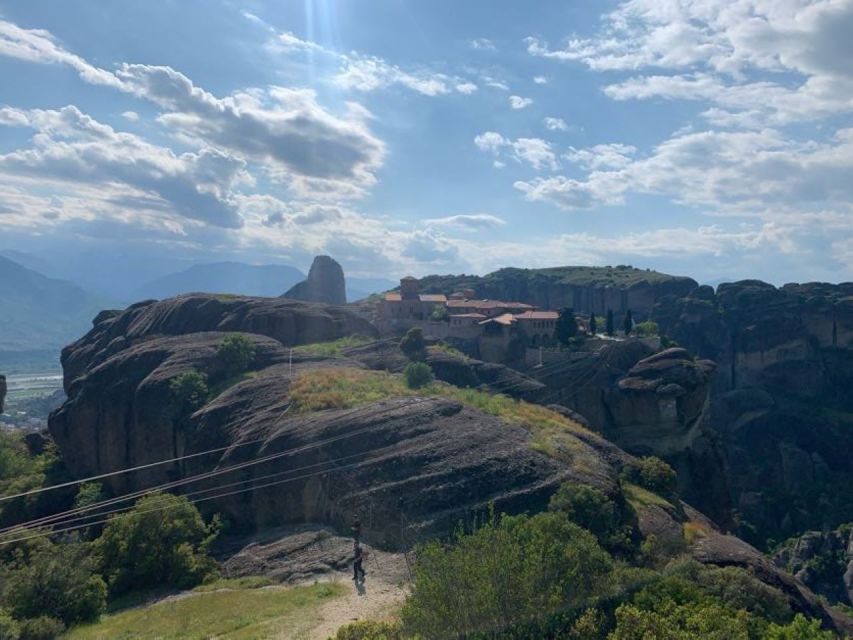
[0,0,852,293]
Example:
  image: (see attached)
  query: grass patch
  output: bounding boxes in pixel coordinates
[428,343,470,361]
[193,575,274,592]
[624,482,673,509]
[293,335,374,357]
[683,521,711,544]
[65,582,343,640]
[289,367,604,474]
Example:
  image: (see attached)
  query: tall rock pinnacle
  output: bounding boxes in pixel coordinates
[283,255,347,305]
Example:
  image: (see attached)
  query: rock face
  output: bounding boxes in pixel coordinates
[773,525,853,606]
[0,374,6,414]
[284,256,346,305]
[412,265,697,320]
[533,342,730,525]
[653,280,853,544]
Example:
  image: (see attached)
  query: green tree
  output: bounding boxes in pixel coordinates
[555,308,578,346]
[634,321,659,337]
[623,309,634,336]
[430,305,449,322]
[399,327,427,362]
[765,614,835,639]
[17,616,64,640]
[401,511,614,639]
[404,362,434,389]
[0,610,20,640]
[217,334,257,377]
[606,309,615,336]
[636,457,678,494]
[1,542,106,626]
[608,601,754,640]
[589,314,597,336]
[549,483,634,553]
[74,482,104,510]
[169,371,209,415]
[95,493,219,595]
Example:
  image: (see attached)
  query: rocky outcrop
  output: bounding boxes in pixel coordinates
[413,265,697,320]
[284,256,346,305]
[59,294,376,392]
[653,280,853,544]
[773,525,853,606]
[0,374,6,414]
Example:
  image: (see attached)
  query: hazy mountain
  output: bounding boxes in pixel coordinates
[134,261,395,303]
[132,262,306,301]
[0,255,114,358]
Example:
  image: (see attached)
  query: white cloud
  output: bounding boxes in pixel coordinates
[470,38,496,51]
[509,95,533,109]
[0,105,247,228]
[533,76,549,84]
[474,132,558,171]
[544,117,568,131]
[482,76,510,91]
[455,82,478,95]
[121,110,139,121]
[526,1,853,126]
[424,213,506,231]
[564,143,637,170]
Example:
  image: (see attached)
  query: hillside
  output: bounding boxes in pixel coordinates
[0,255,113,361]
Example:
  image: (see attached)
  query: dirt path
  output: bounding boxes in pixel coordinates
[282,550,410,640]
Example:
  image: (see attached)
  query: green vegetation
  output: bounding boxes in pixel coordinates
[332,620,403,640]
[555,307,578,346]
[216,334,256,377]
[633,456,678,494]
[623,310,634,336]
[401,511,614,638]
[404,362,434,389]
[428,342,469,361]
[633,321,659,337]
[169,371,209,415]
[549,483,635,554]
[95,493,219,596]
[430,304,449,321]
[399,327,427,362]
[65,582,343,640]
[606,309,615,336]
[589,314,598,336]
[0,431,64,528]
[293,334,374,357]
[19,615,66,640]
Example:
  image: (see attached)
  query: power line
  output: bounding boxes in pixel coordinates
[0,397,436,536]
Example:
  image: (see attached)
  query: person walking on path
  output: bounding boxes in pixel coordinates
[353,543,366,583]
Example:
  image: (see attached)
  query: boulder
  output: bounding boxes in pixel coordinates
[283,256,346,305]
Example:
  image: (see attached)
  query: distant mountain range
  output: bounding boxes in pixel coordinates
[0,255,395,366]
[132,261,395,303]
[0,255,114,362]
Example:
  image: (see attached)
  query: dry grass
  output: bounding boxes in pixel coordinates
[288,367,604,474]
[293,335,374,357]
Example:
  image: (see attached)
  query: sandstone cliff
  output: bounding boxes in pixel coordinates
[283,255,346,305]
[773,524,853,607]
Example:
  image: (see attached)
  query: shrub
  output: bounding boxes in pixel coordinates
[95,493,219,595]
[74,482,104,510]
[399,327,427,362]
[634,321,659,337]
[16,617,64,640]
[1,542,106,626]
[404,362,434,389]
[431,305,449,321]
[0,611,19,640]
[609,601,755,640]
[549,483,624,548]
[401,511,614,639]
[169,371,209,415]
[635,457,677,494]
[765,614,835,639]
[555,308,578,345]
[217,334,257,377]
[332,620,403,640]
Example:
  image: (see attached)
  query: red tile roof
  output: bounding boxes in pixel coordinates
[514,311,558,320]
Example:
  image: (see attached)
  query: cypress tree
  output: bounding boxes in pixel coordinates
[623,309,634,336]
[589,314,597,336]
[605,309,614,336]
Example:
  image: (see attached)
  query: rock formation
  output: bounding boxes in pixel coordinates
[653,280,853,544]
[0,374,6,414]
[773,525,853,607]
[283,256,346,305]
[412,265,697,319]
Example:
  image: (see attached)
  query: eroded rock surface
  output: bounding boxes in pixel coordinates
[773,525,853,607]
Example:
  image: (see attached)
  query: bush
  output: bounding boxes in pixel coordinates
[217,334,257,377]
[549,483,628,551]
[636,457,677,494]
[633,321,659,337]
[399,327,427,362]
[765,614,835,639]
[401,511,614,639]
[95,493,219,595]
[0,611,20,640]
[609,601,755,639]
[332,620,403,640]
[404,362,434,389]
[169,371,209,415]
[17,617,64,640]
[1,542,106,626]
[431,305,449,321]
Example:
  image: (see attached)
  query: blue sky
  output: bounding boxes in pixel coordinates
[1,0,852,292]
